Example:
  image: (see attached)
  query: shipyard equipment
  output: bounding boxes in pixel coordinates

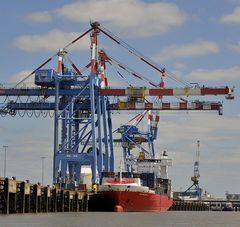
[114,110,160,172]
[0,22,234,190]
[178,140,202,200]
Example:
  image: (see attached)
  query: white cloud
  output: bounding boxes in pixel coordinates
[228,42,240,53]
[157,113,240,160]
[173,62,187,70]
[220,6,240,23]
[13,29,90,53]
[154,40,219,62]
[55,0,187,37]
[187,66,240,81]
[25,11,53,23]
[158,113,240,196]
[108,77,126,87]
[226,0,240,4]
[170,70,184,78]
[111,112,240,196]
[112,112,240,155]
[0,117,53,185]
[7,70,34,86]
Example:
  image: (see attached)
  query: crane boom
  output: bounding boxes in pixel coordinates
[99,87,232,97]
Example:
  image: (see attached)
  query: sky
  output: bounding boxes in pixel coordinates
[0,0,239,198]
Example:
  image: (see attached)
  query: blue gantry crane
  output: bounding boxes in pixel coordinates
[177,140,202,200]
[0,22,234,190]
[114,110,160,172]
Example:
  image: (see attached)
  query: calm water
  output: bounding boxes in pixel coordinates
[0,211,239,227]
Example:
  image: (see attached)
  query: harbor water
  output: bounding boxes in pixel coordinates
[0,211,240,227]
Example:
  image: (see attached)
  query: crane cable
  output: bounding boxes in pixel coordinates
[14,27,93,88]
[107,54,158,88]
[99,25,191,87]
[112,110,147,134]
[105,51,189,103]
[107,60,132,87]
[65,55,91,78]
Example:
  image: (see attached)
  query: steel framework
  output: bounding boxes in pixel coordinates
[0,22,234,189]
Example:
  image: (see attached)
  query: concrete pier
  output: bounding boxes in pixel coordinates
[0,177,89,214]
[170,199,240,211]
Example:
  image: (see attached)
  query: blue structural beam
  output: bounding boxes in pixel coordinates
[96,95,103,177]
[6,103,56,110]
[4,102,224,112]
[51,70,111,186]
[4,103,92,113]
[107,99,114,172]
[89,72,97,184]
[0,88,94,96]
[102,97,110,171]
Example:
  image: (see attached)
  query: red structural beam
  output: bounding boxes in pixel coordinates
[110,101,222,111]
[99,87,231,97]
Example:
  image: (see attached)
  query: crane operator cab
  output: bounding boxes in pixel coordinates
[35,69,77,87]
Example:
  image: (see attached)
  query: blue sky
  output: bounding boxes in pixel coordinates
[0,0,239,197]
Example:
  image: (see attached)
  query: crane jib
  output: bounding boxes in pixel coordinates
[99,87,230,97]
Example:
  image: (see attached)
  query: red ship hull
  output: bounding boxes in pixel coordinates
[89,190,173,212]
